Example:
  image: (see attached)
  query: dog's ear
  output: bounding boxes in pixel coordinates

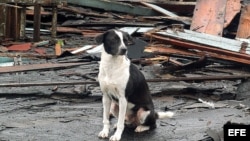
[95,33,105,44]
[123,32,134,46]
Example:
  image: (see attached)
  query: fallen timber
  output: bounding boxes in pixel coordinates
[0,74,250,87]
[145,28,250,65]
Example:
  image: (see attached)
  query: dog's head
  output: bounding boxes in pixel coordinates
[95,29,133,56]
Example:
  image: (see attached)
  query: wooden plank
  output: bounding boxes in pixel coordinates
[0,5,6,37]
[145,44,250,65]
[71,45,95,54]
[67,0,159,16]
[0,62,92,74]
[145,32,250,65]
[1,0,63,5]
[157,29,250,54]
[224,0,241,28]
[1,75,250,87]
[236,4,250,38]
[190,0,227,36]
[59,6,112,18]
[140,2,190,25]
[55,43,62,56]
[141,2,178,17]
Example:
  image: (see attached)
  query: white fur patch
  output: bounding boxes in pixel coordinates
[114,30,126,50]
[157,111,174,119]
[139,110,150,124]
[135,125,150,132]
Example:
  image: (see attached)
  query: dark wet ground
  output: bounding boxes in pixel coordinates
[0,56,250,141]
[0,92,249,141]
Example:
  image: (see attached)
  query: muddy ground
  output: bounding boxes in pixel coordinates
[0,58,250,141]
[1,1,250,140]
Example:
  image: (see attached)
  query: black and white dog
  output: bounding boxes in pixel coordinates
[96,29,174,141]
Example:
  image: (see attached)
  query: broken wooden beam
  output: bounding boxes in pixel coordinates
[0,75,250,87]
[224,0,241,28]
[140,2,190,25]
[236,4,250,39]
[67,0,159,16]
[145,29,250,65]
[190,0,227,36]
[0,62,94,74]
[59,6,112,18]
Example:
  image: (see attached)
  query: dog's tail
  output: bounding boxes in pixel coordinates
[156,111,174,119]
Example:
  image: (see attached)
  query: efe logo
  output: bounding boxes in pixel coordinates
[224,122,249,141]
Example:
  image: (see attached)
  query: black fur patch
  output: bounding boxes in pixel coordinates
[95,29,133,56]
[125,64,157,129]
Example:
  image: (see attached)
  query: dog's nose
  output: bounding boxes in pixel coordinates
[120,48,127,54]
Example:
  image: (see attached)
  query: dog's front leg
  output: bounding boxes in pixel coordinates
[98,94,111,138]
[110,96,127,141]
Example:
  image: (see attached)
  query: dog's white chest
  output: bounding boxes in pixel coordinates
[98,51,130,97]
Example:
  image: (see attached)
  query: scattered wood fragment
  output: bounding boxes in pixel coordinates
[140,2,190,25]
[145,29,250,65]
[55,43,62,56]
[7,43,32,51]
[0,62,94,74]
[190,0,227,36]
[224,0,241,28]
[1,75,250,87]
[67,0,159,16]
[236,4,250,38]
[59,6,112,18]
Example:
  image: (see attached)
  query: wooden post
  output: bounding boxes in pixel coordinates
[51,6,57,39]
[236,4,250,39]
[190,0,227,36]
[33,4,41,42]
[20,6,26,39]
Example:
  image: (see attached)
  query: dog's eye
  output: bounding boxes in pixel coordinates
[123,38,133,45]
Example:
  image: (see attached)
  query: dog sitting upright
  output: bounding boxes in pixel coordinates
[96,29,174,141]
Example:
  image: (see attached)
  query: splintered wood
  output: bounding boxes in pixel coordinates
[190,0,227,36]
[236,4,250,38]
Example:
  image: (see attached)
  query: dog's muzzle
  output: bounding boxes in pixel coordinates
[119,48,127,55]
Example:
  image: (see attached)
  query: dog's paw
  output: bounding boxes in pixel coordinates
[109,133,121,141]
[98,129,109,139]
[135,125,150,133]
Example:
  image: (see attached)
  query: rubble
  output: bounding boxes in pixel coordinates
[0,0,250,141]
